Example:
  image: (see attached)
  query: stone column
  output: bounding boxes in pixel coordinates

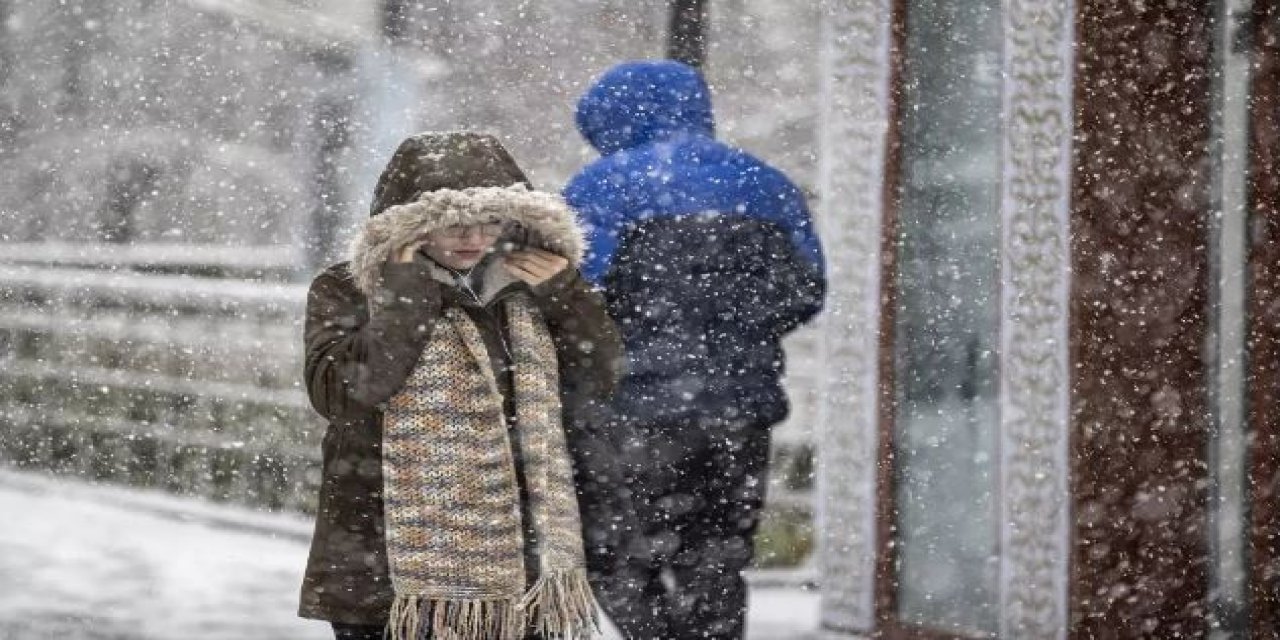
[997,0,1075,636]
[814,0,894,634]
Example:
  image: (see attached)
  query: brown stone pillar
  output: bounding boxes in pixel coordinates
[1248,0,1280,633]
[1070,1,1215,635]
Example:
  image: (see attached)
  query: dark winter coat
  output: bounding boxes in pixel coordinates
[298,133,624,625]
[564,61,825,428]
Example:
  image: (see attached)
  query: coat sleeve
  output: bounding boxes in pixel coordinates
[303,262,443,420]
[530,268,624,402]
[563,167,628,285]
[530,268,630,574]
[742,227,826,336]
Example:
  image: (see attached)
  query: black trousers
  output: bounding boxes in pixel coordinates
[598,419,772,640]
[331,623,384,640]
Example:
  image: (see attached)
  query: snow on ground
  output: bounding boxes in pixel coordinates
[0,469,326,640]
[0,468,820,640]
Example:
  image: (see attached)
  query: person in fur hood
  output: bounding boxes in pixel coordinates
[298,131,623,640]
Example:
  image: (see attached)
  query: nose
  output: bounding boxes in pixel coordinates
[457,226,488,246]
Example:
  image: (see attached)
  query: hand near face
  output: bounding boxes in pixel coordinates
[393,238,428,264]
[504,249,569,286]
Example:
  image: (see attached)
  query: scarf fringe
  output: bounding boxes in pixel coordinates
[387,570,599,640]
[389,595,524,640]
[519,568,600,640]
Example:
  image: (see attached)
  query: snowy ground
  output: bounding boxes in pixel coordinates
[0,468,820,640]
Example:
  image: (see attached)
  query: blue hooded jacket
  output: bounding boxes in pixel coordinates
[565,60,825,427]
[566,60,824,283]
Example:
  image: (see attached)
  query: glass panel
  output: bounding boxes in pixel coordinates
[892,0,1002,634]
[1206,0,1253,634]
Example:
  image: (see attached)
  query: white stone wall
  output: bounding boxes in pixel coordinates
[812,0,1075,635]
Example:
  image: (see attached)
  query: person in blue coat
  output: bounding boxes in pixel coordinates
[565,60,826,640]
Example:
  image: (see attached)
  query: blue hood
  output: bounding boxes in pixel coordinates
[575,60,716,155]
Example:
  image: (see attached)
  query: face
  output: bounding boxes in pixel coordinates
[419,222,503,269]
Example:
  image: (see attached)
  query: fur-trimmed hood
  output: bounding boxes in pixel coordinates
[349,131,583,297]
[349,184,585,296]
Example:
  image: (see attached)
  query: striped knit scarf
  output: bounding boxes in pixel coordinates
[382,294,598,640]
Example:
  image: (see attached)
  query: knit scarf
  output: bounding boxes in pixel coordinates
[382,294,597,640]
